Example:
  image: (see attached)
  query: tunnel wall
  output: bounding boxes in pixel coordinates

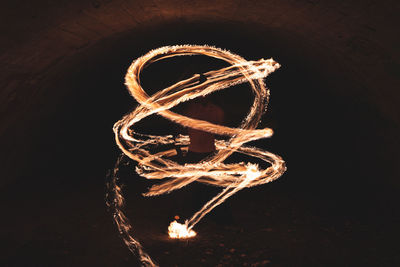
[1,0,399,187]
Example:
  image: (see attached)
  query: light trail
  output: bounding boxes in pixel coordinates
[107,45,286,266]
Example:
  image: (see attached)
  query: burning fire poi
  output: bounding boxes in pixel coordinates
[107,45,286,266]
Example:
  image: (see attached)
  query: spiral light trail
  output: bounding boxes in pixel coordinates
[107,45,286,266]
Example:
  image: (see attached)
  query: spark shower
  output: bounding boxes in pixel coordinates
[107,45,286,266]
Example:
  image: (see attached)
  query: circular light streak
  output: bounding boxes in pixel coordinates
[107,45,286,266]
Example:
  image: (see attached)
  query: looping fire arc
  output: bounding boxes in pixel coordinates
[108,45,286,266]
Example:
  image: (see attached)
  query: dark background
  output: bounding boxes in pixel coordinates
[0,1,399,266]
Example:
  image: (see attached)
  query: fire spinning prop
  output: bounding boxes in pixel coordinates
[107,45,286,266]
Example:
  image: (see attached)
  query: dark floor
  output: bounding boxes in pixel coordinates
[1,155,399,267]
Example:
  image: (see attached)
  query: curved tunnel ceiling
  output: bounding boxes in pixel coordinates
[1,0,399,187]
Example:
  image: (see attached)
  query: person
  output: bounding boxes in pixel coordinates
[178,74,233,225]
[184,97,224,163]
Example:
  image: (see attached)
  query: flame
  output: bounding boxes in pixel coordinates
[107,45,286,265]
[168,220,197,239]
[245,163,262,180]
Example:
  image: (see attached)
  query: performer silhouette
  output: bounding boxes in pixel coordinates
[178,74,233,225]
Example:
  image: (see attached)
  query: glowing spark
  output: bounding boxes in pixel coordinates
[107,45,286,266]
[168,221,197,239]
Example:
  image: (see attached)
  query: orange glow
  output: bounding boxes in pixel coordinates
[168,221,197,239]
[107,45,286,265]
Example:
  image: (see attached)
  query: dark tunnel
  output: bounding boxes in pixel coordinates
[1,1,399,266]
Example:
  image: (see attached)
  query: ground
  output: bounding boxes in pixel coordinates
[1,165,398,266]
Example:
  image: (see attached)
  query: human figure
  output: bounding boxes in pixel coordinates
[178,74,233,225]
[184,96,224,162]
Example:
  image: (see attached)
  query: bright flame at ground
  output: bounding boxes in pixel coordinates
[106,45,286,266]
[168,221,197,239]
